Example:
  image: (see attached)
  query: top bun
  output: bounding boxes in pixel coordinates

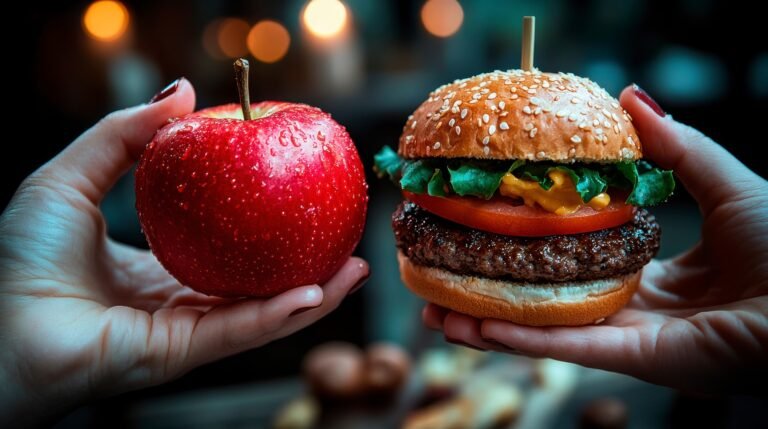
[398,69,642,162]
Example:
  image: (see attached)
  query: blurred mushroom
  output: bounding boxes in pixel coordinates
[302,342,367,400]
[365,342,411,397]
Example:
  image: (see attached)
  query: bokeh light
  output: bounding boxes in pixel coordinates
[302,0,348,39]
[247,20,291,63]
[421,0,463,38]
[82,1,129,42]
[217,18,250,58]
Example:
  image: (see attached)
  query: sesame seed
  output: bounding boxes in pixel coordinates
[405,135,414,142]
[482,136,490,145]
[469,99,479,104]
[481,88,490,94]
[411,121,417,129]
[511,87,517,93]
[534,107,542,115]
[489,125,497,135]
[611,113,620,122]
[556,110,568,118]
[451,106,459,113]
[568,113,579,122]
[477,118,483,127]
[461,108,468,119]
[603,120,611,128]
[499,101,506,109]
[611,102,620,108]
[433,142,441,149]
[529,128,538,138]
[479,81,488,87]
[578,122,590,130]
[521,85,529,90]
[449,118,456,127]
[621,148,634,159]
[530,97,542,105]
[471,86,480,90]
[542,106,552,113]
[527,88,536,94]
[455,126,461,135]
[554,95,561,101]
[488,92,497,100]
[472,93,482,100]
[602,108,612,117]
[524,122,534,131]
[595,128,604,135]
[569,147,576,156]
[542,81,550,88]
[570,135,582,143]
[482,113,490,123]
[511,94,519,100]
[500,121,509,130]
[587,100,594,107]
[483,146,490,155]
[627,136,635,146]
[593,119,600,126]
[500,111,509,117]
[536,151,546,158]
[571,97,581,104]
[523,106,532,114]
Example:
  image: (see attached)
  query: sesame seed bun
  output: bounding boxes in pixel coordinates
[399,70,642,162]
[398,251,640,326]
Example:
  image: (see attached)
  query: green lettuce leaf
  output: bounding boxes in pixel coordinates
[427,169,447,197]
[447,164,508,199]
[372,146,674,207]
[373,146,403,180]
[616,161,675,206]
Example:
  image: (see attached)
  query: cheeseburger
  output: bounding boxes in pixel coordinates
[374,70,674,326]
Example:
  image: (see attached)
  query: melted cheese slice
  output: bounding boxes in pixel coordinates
[499,170,610,215]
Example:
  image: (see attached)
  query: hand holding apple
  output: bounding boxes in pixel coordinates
[136,60,368,297]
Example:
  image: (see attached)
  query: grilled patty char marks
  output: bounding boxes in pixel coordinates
[393,201,660,283]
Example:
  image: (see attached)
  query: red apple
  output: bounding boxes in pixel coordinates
[135,102,368,297]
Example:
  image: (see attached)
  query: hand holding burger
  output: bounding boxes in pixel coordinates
[422,84,768,394]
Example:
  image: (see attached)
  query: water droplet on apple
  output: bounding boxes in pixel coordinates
[176,183,187,193]
[191,171,197,178]
[179,201,189,210]
[279,130,290,147]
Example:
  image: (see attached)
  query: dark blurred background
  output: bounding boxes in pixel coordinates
[9,0,767,427]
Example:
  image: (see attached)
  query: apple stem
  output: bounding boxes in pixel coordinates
[233,58,252,120]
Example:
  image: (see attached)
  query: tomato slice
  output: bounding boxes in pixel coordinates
[404,191,636,237]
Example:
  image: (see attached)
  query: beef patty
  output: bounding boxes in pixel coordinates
[393,201,660,283]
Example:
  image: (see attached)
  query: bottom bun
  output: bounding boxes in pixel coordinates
[397,251,640,326]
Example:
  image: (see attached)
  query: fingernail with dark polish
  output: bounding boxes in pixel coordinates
[347,272,370,296]
[150,78,182,104]
[633,84,665,117]
[445,336,487,352]
[290,304,321,316]
[482,338,521,354]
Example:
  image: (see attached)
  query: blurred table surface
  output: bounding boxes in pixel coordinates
[125,356,676,429]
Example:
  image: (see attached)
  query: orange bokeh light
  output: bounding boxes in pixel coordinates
[83,0,129,42]
[217,18,250,58]
[421,0,464,38]
[247,20,291,63]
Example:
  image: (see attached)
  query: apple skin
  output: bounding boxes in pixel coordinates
[135,102,368,297]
